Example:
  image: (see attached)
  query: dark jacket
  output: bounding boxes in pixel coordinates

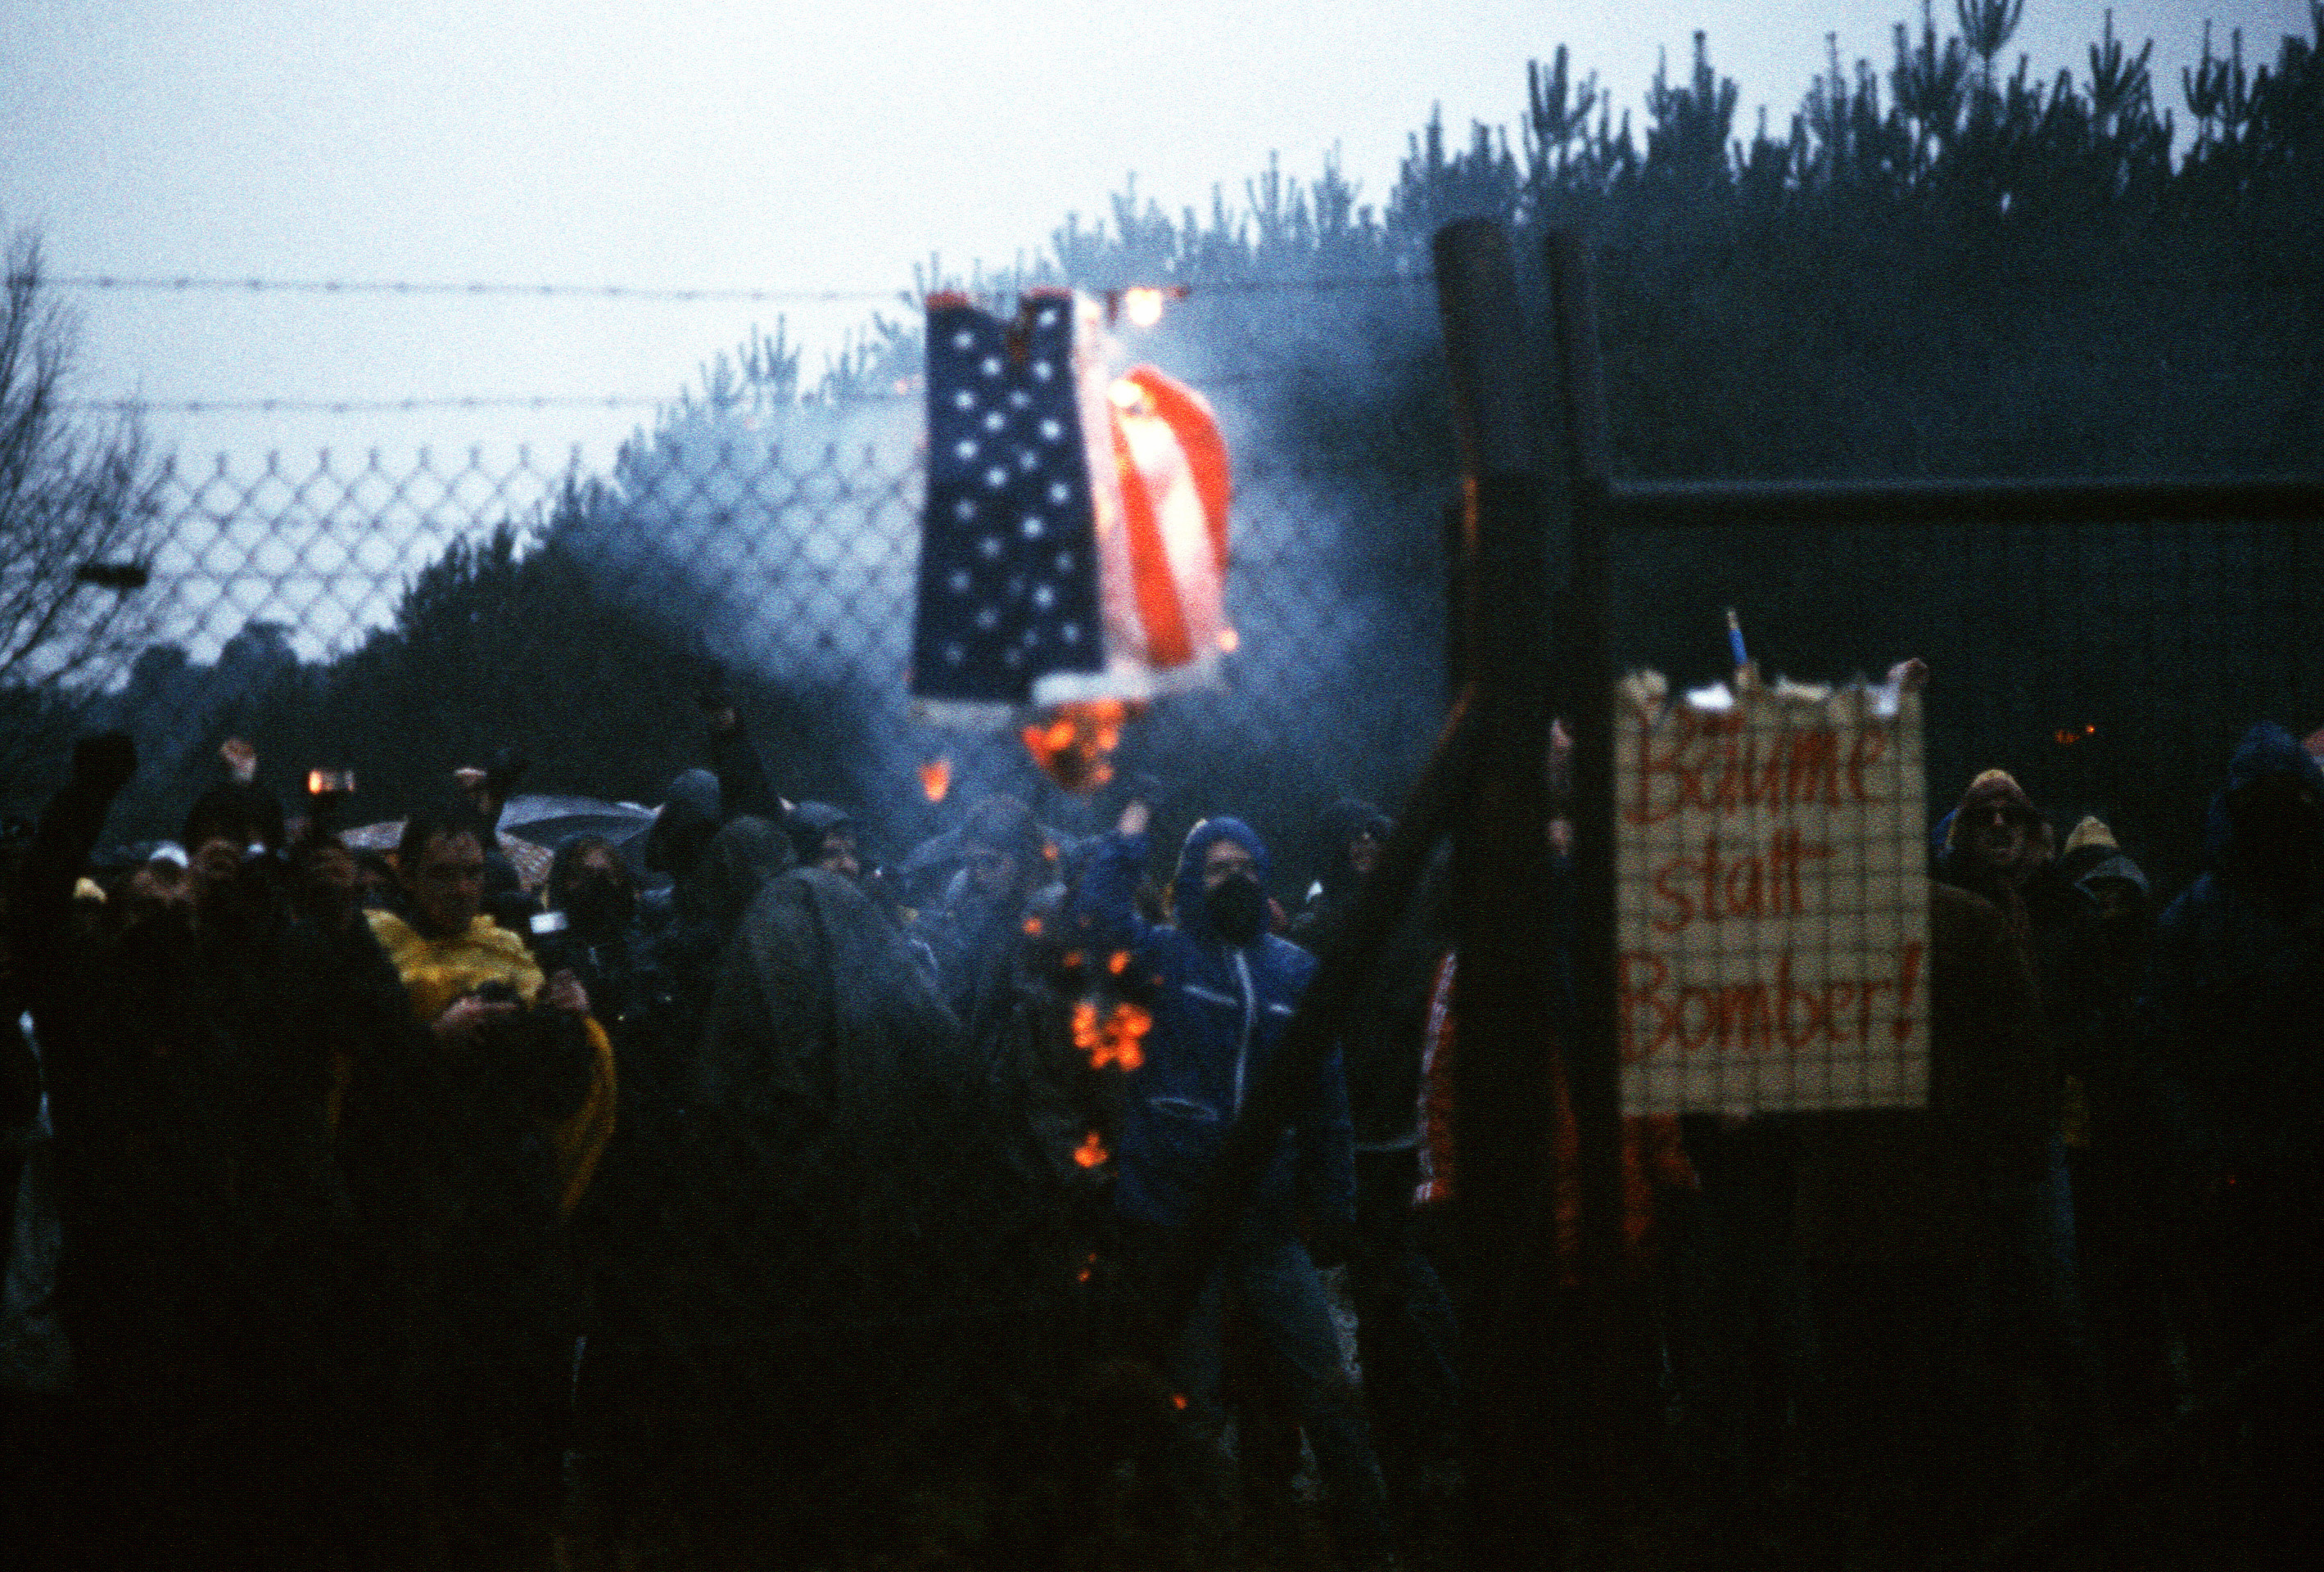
[1798,882,2055,1267]
[8,764,375,1414]
[2141,722,2324,1180]
[694,868,1006,1327]
[1287,829,1448,1157]
[653,813,794,1056]
[1069,817,1356,1234]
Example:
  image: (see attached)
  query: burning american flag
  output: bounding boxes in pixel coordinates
[911,289,1231,716]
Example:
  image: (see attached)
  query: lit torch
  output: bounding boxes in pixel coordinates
[918,757,952,802]
[1074,1130,1109,1168]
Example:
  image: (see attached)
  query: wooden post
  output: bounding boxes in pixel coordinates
[1546,230,1629,1506]
[1432,218,1566,1566]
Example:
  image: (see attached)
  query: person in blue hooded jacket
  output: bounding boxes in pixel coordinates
[1071,794,1389,1567]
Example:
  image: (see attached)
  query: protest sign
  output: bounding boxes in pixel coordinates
[1616,674,1928,1114]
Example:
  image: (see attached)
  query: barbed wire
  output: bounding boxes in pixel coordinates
[47,272,1429,302]
[56,359,1441,417]
[65,395,674,415]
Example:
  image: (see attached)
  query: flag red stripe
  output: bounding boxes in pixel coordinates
[1109,412,1195,667]
[1124,366,1230,573]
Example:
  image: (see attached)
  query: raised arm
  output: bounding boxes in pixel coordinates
[11,734,136,983]
[1066,793,1160,956]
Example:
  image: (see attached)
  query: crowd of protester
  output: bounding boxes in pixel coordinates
[0,683,2319,1570]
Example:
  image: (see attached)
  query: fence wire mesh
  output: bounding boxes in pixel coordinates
[25,436,2312,901]
[18,438,1447,888]
[6,423,2323,1570]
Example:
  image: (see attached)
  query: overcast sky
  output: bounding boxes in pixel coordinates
[3,0,2308,464]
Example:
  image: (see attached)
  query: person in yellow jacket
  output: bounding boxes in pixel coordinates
[368,811,616,1215]
[365,808,622,1568]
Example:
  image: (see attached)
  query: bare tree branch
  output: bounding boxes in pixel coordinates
[0,224,165,771]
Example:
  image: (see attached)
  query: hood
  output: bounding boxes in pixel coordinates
[786,800,857,866]
[676,813,795,933]
[2204,720,2324,874]
[646,768,723,874]
[1942,769,2046,853]
[1314,797,1391,903]
[1937,768,2053,892]
[1172,815,1268,943]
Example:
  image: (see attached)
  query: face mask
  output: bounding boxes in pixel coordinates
[566,875,633,934]
[1207,872,1266,946]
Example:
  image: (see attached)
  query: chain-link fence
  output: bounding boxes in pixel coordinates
[14,433,1447,892]
[8,401,2324,1569]
[1609,511,2324,897]
[10,427,2321,907]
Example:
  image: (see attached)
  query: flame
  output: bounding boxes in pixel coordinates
[1074,1130,1109,1168]
[1106,1004,1151,1070]
[1023,915,1044,937]
[1020,698,1145,794]
[1171,1394,1188,1411]
[1106,950,1130,975]
[1124,287,1166,328]
[1071,997,1150,1070]
[918,757,952,802]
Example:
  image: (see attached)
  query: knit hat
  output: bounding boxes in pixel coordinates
[2062,816,2117,859]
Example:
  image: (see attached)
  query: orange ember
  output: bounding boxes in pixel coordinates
[918,757,953,802]
[1074,1130,1109,1168]
[1106,950,1131,975]
[1024,916,1044,937]
[1019,698,1146,794]
[1099,1001,1151,1070]
[1171,1394,1189,1411]
[1072,997,1151,1070]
